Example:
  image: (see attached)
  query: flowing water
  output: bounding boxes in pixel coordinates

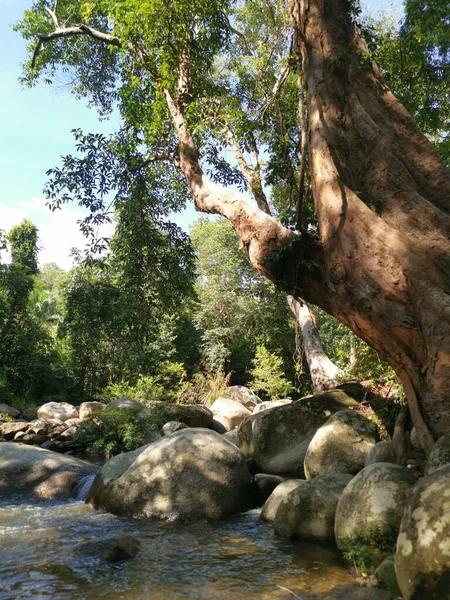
[0,498,357,600]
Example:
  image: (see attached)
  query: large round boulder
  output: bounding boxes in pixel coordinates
[37,401,79,422]
[260,479,306,523]
[0,442,97,500]
[0,403,21,419]
[298,390,357,417]
[335,463,416,559]
[304,410,379,479]
[365,441,398,467]
[226,386,262,410]
[396,463,450,599]
[425,433,450,475]
[88,428,252,521]
[273,473,353,542]
[237,402,324,476]
[210,398,252,431]
[79,401,105,420]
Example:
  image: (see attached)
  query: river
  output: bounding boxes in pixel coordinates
[0,497,356,600]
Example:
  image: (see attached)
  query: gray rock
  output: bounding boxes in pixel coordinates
[304,410,379,479]
[161,421,189,436]
[260,479,306,523]
[223,428,238,446]
[107,397,144,411]
[210,398,252,431]
[365,441,398,467]
[0,442,97,500]
[88,428,251,521]
[396,463,450,599]
[0,403,21,419]
[335,463,416,556]
[374,555,401,596]
[20,433,49,446]
[72,533,139,562]
[226,386,262,409]
[210,419,227,434]
[237,402,324,476]
[22,407,38,421]
[298,390,358,417]
[425,432,450,475]
[273,473,353,541]
[37,402,79,422]
[79,401,105,420]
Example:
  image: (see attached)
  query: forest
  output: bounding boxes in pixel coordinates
[1,1,449,599]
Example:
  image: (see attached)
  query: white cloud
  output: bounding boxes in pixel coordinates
[0,198,115,271]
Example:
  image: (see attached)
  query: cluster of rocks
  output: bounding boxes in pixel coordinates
[2,386,450,599]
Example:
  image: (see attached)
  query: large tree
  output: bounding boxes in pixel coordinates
[17,0,450,453]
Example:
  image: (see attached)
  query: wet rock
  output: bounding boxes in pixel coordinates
[252,473,284,506]
[72,533,139,562]
[0,421,31,440]
[226,386,262,410]
[161,421,189,436]
[335,463,416,559]
[237,402,324,476]
[374,555,401,597]
[37,402,79,422]
[260,479,306,523]
[88,428,251,521]
[304,410,379,479]
[365,441,398,467]
[396,463,450,599]
[273,473,353,542]
[79,401,105,420]
[0,403,21,419]
[425,432,450,475]
[210,398,252,431]
[0,442,97,500]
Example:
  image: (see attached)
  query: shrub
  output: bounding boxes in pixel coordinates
[72,406,159,457]
[340,525,397,576]
[176,364,232,406]
[0,412,13,424]
[249,344,294,400]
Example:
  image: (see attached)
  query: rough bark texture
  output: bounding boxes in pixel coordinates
[284,0,450,451]
[287,296,341,392]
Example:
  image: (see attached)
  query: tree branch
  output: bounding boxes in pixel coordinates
[224,14,253,56]
[44,6,59,29]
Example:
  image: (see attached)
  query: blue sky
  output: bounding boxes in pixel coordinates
[0,0,402,269]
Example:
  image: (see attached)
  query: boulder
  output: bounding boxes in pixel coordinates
[0,442,97,500]
[161,421,189,436]
[298,390,357,417]
[145,402,214,429]
[252,402,273,414]
[425,432,450,475]
[252,473,284,506]
[237,402,324,476]
[107,397,143,410]
[20,433,49,446]
[365,441,398,467]
[37,402,79,422]
[22,407,38,421]
[65,418,82,427]
[335,463,416,557]
[210,419,227,434]
[226,386,262,409]
[72,533,139,562]
[396,463,450,599]
[88,428,251,521]
[223,428,238,446]
[210,398,252,430]
[0,403,21,419]
[273,473,353,542]
[0,421,31,440]
[374,555,402,597]
[304,410,379,479]
[260,479,306,523]
[79,401,105,420]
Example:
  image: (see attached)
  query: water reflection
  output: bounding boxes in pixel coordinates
[0,500,355,600]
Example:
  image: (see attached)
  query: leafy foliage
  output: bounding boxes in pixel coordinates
[249,344,294,400]
[340,525,397,576]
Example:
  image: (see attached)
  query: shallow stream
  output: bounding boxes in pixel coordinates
[0,498,356,600]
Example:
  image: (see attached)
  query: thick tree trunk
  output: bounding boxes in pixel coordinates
[288,296,341,392]
[286,0,450,451]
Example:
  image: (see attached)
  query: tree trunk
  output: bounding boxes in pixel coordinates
[286,0,450,452]
[288,296,341,392]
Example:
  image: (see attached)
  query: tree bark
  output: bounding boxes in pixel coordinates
[288,296,341,392]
